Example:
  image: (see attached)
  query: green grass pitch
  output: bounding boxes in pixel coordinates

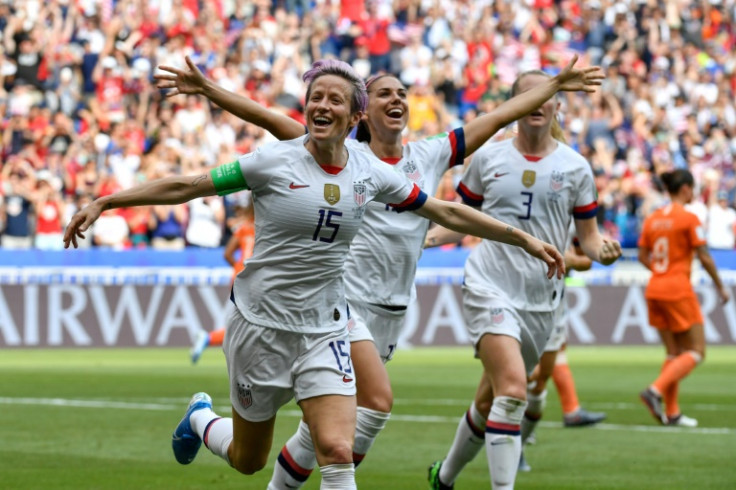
[1,346,735,489]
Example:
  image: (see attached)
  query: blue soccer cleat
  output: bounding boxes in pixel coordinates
[190,330,210,365]
[172,392,213,464]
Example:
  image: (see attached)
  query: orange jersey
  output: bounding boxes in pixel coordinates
[638,203,706,300]
[231,221,255,280]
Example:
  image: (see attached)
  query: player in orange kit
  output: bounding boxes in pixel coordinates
[190,202,255,364]
[638,169,729,426]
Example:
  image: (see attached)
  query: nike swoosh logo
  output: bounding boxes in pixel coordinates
[289,182,310,189]
[494,172,509,178]
[343,375,353,383]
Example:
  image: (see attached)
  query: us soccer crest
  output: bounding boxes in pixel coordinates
[491,308,504,324]
[522,170,536,188]
[237,382,252,409]
[353,182,366,206]
[550,171,564,192]
[402,161,421,182]
[324,184,340,205]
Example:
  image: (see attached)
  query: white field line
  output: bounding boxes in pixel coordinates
[144,397,735,412]
[1,397,734,436]
[397,399,733,412]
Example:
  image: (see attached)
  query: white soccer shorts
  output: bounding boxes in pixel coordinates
[348,300,407,363]
[224,308,356,422]
[462,285,556,374]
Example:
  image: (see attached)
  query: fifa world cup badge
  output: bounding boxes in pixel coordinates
[522,170,536,188]
[324,184,340,205]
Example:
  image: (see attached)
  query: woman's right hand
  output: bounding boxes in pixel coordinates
[154,56,207,97]
[63,200,104,249]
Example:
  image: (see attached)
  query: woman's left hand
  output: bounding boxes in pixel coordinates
[555,54,605,93]
[598,237,623,265]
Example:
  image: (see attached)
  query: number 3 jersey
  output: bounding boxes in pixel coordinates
[457,138,598,312]
[211,135,426,333]
[638,202,706,301]
[343,129,466,306]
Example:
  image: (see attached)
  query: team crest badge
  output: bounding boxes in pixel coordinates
[402,161,421,182]
[550,171,564,192]
[353,182,366,206]
[491,308,504,324]
[237,383,252,409]
[522,170,536,188]
[324,184,340,205]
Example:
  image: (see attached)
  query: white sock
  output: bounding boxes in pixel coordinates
[486,396,527,490]
[190,408,231,463]
[521,389,547,443]
[268,420,316,489]
[320,463,356,489]
[439,401,486,485]
[353,407,391,467]
[191,411,232,465]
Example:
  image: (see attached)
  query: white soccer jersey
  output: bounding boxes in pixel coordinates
[342,129,466,306]
[458,138,597,312]
[212,135,425,333]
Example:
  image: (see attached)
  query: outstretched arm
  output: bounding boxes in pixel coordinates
[414,197,565,279]
[64,173,216,249]
[463,55,604,156]
[155,56,305,140]
[424,224,467,248]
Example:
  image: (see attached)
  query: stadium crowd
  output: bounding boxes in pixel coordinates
[1,0,735,250]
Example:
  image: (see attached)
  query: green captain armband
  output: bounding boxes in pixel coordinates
[210,161,249,196]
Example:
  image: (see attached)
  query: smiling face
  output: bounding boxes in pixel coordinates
[364,76,409,136]
[514,73,560,136]
[305,74,362,144]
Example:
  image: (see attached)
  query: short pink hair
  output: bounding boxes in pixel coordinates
[303,59,367,113]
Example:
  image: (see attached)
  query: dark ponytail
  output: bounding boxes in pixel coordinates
[660,169,694,195]
[356,120,371,143]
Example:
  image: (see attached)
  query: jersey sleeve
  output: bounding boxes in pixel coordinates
[372,162,428,212]
[438,128,466,169]
[456,151,484,207]
[688,212,707,248]
[210,147,271,196]
[572,164,598,220]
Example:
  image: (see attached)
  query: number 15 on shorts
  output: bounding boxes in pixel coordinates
[329,340,353,375]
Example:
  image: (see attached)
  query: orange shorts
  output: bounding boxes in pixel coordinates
[646,296,703,333]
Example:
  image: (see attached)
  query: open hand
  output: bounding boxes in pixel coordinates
[555,54,604,93]
[63,201,104,249]
[524,236,566,280]
[154,56,207,97]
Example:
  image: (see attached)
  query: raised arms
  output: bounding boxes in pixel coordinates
[462,55,604,156]
[155,56,305,140]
